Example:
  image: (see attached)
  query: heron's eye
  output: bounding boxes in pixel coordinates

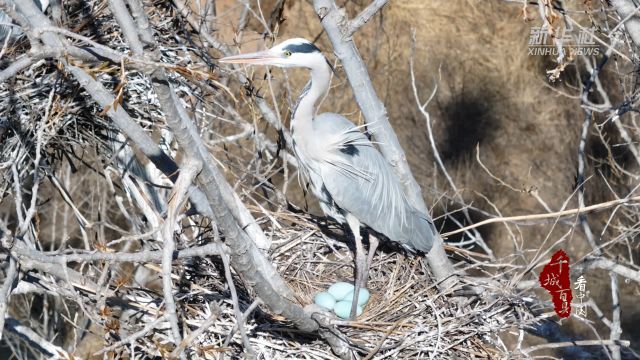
[284,50,292,57]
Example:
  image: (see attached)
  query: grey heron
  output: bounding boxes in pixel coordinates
[220,38,436,319]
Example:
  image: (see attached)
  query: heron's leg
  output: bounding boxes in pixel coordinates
[346,214,364,320]
[363,234,379,285]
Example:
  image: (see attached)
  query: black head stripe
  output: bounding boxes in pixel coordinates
[283,42,321,54]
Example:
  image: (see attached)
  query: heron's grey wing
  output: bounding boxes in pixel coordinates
[315,113,435,252]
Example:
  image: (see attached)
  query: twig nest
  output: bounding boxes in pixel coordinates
[314,292,337,311]
[333,301,363,319]
[327,282,355,300]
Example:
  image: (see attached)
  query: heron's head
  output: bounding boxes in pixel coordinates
[219,38,327,69]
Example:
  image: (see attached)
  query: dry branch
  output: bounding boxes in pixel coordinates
[161,157,201,346]
[442,195,640,238]
[4,317,75,359]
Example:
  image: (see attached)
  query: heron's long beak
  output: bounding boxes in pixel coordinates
[219,50,278,64]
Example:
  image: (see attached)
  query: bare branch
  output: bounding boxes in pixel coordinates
[0,54,34,82]
[220,252,254,355]
[4,317,75,358]
[125,0,155,44]
[171,303,222,358]
[108,0,144,54]
[347,0,388,37]
[610,0,640,48]
[161,157,202,346]
[523,339,630,354]
[93,314,169,356]
[609,273,621,360]
[443,195,640,238]
[575,257,640,283]
[0,255,18,340]
[10,239,224,264]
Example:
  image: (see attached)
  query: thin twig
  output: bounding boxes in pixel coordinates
[609,273,621,360]
[347,0,388,37]
[442,195,640,238]
[221,253,255,356]
[523,339,630,354]
[161,158,202,345]
[4,317,75,358]
[0,255,18,340]
[93,315,169,356]
[171,303,223,357]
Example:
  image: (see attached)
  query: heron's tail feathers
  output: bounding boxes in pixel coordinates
[403,208,436,253]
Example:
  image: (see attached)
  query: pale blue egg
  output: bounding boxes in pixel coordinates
[314,292,336,310]
[333,300,363,319]
[327,282,355,300]
[343,288,370,306]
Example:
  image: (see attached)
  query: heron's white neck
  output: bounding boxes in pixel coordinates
[291,61,331,134]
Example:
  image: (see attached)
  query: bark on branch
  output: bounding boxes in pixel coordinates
[347,0,388,37]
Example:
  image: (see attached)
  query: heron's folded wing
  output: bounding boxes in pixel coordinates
[315,114,435,252]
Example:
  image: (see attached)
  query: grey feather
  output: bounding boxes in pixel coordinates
[297,113,435,252]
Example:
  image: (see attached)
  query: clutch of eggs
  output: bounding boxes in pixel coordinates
[313,282,371,319]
